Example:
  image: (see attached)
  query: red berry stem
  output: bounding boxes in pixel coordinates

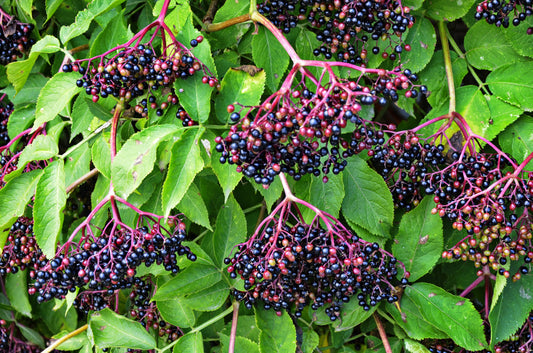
[373,313,393,353]
[228,301,240,353]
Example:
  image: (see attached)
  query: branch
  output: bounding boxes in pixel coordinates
[42,325,88,353]
[66,168,99,194]
[228,301,240,353]
[438,21,455,116]
[373,313,392,353]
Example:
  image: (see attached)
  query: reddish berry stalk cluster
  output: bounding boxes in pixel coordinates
[225,197,408,320]
[215,62,426,185]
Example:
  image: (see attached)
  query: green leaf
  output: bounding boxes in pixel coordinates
[88,308,156,350]
[332,299,377,331]
[33,72,82,130]
[420,50,468,109]
[342,156,394,237]
[0,170,43,229]
[256,309,296,353]
[499,116,533,171]
[215,68,266,123]
[392,196,443,282]
[157,298,196,328]
[16,323,44,348]
[402,0,425,10]
[402,283,487,351]
[46,0,64,21]
[504,16,533,58]
[489,264,533,346]
[176,14,217,74]
[2,73,48,105]
[295,27,322,78]
[209,194,247,267]
[53,330,89,351]
[219,333,260,353]
[251,177,283,211]
[484,96,522,142]
[300,325,319,353]
[7,105,35,141]
[173,332,204,353]
[423,0,477,21]
[175,74,214,124]
[486,62,533,111]
[182,281,229,311]
[91,136,112,179]
[17,135,59,170]
[64,142,91,186]
[112,124,177,198]
[6,271,32,318]
[177,182,212,230]
[252,26,290,92]
[153,263,221,301]
[294,173,344,224]
[19,0,33,17]
[400,17,436,72]
[162,127,205,216]
[211,151,243,202]
[71,96,99,140]
[34,160,67,259]
[90,12,133,57]
[59,0,125,44]
[404,339,431,353]
[490,274,507,312]
[465,21,525,70]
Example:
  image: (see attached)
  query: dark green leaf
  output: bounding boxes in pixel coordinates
[252,26,290,92]
[16,323,44,348]
[88,308,156,349]
[486,62,533,111]
[294,173,344,224]
[46,0,64,21]
[400,17,436,72]
[153,263,221,301]
[300,325,319,353]
[215,67,266,123]
[402,283,487,350]
[209,194,247,267]
[499,116,533,171]
[504,16,533,58]
[34,160,67,259]
[465,21,525,70]
[342,156,394,237]
[91,136,112,179]
[251,177,283,211]
[33,72,82,129]
[392,196,443,281]
[333,299,377,331]
[173,332,204,353]
[177,182,212,230]
[162,127,205,216]
[59,0,125,44]
[256,308,296,353]
[0,170,43,229]
[423,0,477,21]
[90,12,133,57]
[64,142,91,186]
[112,124,177,198]
[489,263,533,346]
[7,105,35,141]
[157,298,196,328]
[6,271,32,318]
[2,73,48,105]
[182,280,229,311]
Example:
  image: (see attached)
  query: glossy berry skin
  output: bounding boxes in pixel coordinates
[0,18,34,65]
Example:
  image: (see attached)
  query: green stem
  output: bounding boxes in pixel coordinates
[445,28,491,96]
[158,306,234,352]
[438,21,455,116]
[60,120,111,160]
[42,325,88,353]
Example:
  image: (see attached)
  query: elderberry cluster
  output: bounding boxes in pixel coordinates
[225,203,406,320]
[0,98,13,147]
[0,217,47,276]
[0,11,34,65]
[64,39,215,107]
[475,0,533,33]
[258,0,414,63]
[215,67,425,185]
[32,221,196,303]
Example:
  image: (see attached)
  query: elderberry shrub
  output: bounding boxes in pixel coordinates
[258,0,414,63]
[0,217,47,276]
[225,202,407,320]
[33,220,196,303]
[475,0,533,32]
[0,9,34,65]
[215,66,425,186]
